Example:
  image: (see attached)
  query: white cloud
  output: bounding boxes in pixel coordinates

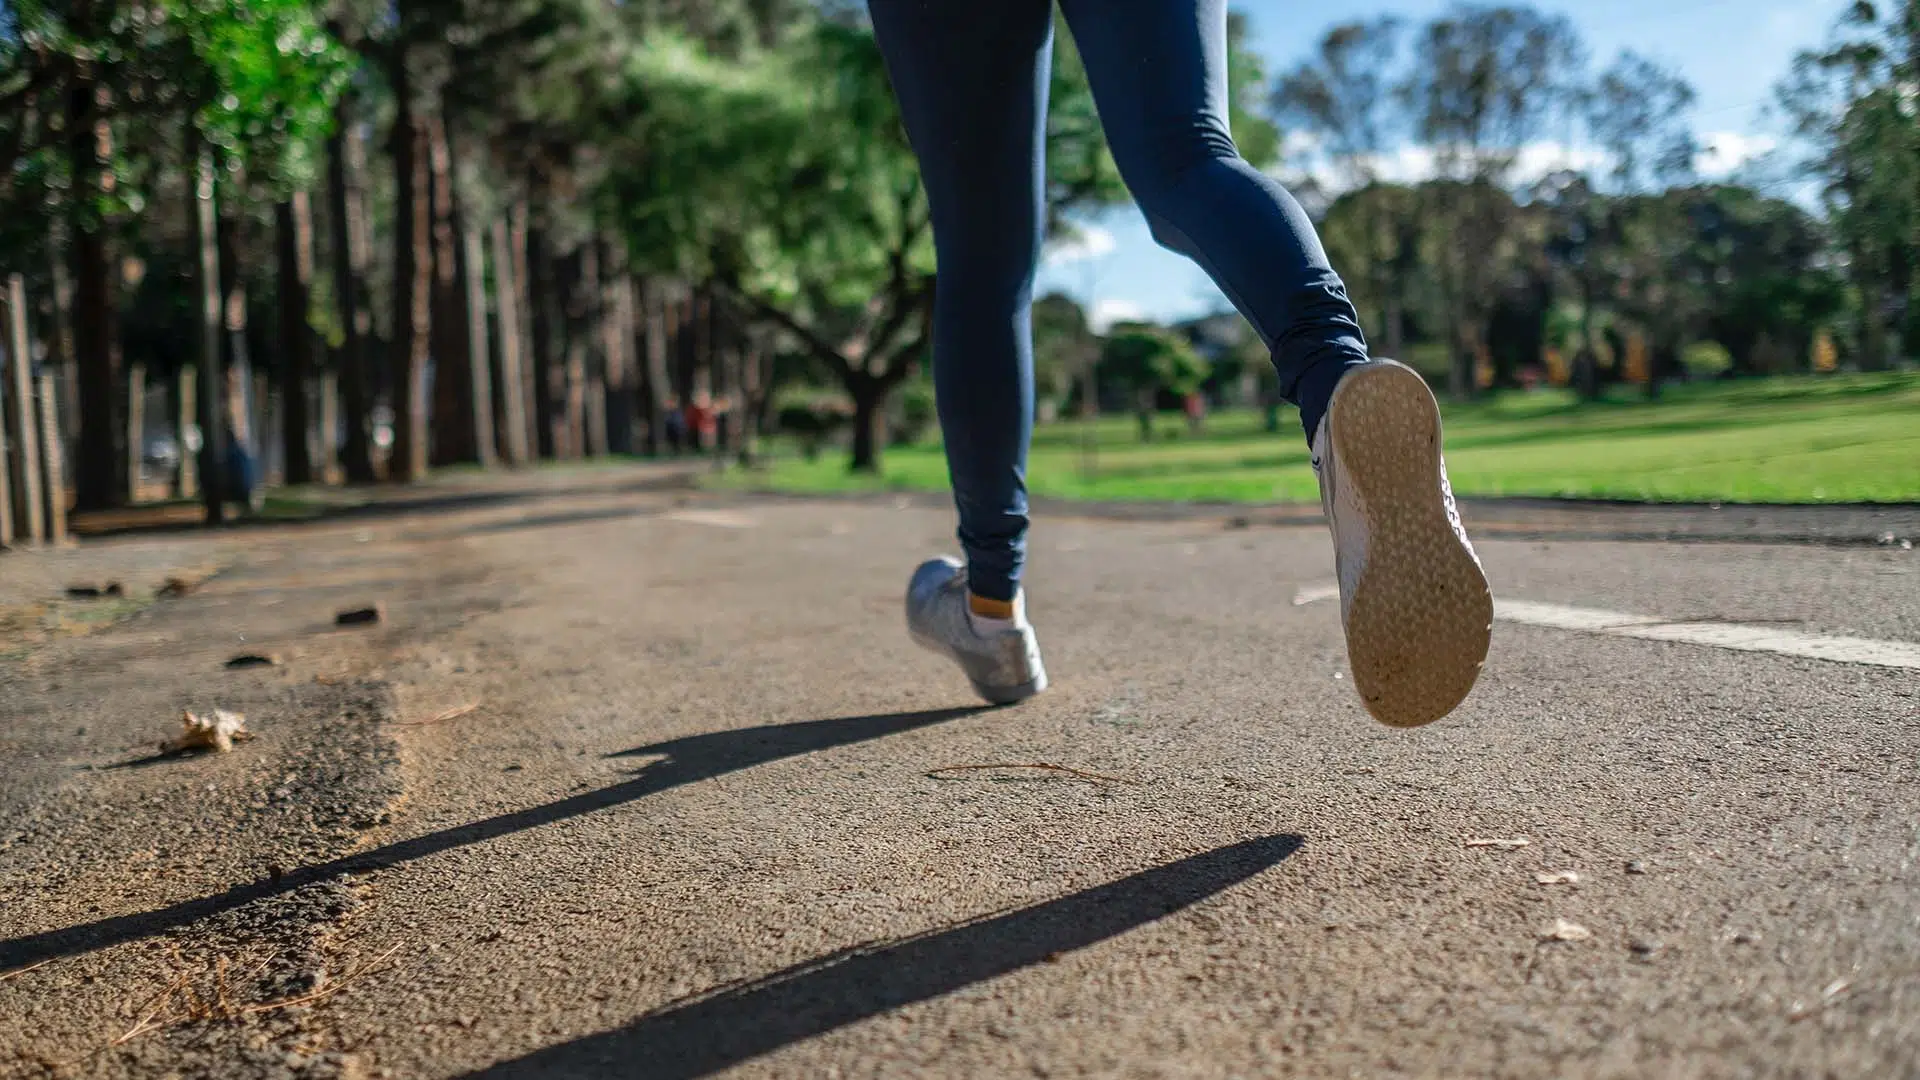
[1087,297,1146,333]
[1286,140,1614,195]
[1044,225,1117,266]
[1697,131,1779,177]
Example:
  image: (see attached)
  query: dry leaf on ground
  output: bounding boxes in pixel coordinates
[160,710,254,754]
[1540,918,1592,942]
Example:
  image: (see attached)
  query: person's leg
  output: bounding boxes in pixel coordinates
[1059,0,1492,728]
[1057,0,1369,440]
[868,0,1053,606]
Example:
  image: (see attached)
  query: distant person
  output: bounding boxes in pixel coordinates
[664,398,687,456]
[882,0,1493,727]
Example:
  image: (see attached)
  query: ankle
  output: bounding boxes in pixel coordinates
[967,590,1027,633]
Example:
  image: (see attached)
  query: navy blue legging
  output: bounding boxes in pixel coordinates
[869,0,1370,602]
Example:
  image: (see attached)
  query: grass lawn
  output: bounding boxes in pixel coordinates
[713,372,1920,505]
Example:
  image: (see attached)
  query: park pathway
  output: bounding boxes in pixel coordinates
[2,471,1916,1078]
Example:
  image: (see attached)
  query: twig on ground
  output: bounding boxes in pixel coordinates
[0,957,56,983]
[398,704,479,727]
[926,762,1132,784]
[238,943,403,1016]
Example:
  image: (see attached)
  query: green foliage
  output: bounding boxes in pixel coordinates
[891,381,937,446]
[1031,291,1096,404]
[1100,324,1211,399]
[166,0,353,187]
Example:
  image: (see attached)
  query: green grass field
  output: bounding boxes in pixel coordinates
[716,372,1920,505]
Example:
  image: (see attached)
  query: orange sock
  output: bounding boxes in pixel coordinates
[968,593,1016,621]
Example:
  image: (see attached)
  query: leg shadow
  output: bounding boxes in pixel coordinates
[467,835,1304,1079]
[0,707,984,973]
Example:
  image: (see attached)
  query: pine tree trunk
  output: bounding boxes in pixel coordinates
[387,70,432,484]
[277,193,317,484]
[124,363,144,504]
[526,207,558,460]
[489,217,529,466]
[640,278,670,457]
[328,101,376,483]
[216,177,255,481]
[69,78,121,511]
[568,244,597,457]
[427,107,475,466]
[462,216,495,468]
[601,244,636,456]
[188,141,226,524]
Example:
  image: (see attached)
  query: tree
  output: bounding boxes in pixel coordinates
[1778,0,1920,369]
[1583,50,1696,397]
[1273,18,1412,357]
[610,19,1127,472]
[1098,323,1209,441]
[0,0,349,509]
[1399,4,1583,398]
[1031,291,1097,411]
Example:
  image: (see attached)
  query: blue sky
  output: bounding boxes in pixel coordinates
[1035,0,1852,329]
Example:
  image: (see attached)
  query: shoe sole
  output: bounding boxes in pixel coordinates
[1328,362,1493,728]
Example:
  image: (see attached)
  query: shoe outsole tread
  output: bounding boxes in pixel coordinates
[1328,363,1494,728]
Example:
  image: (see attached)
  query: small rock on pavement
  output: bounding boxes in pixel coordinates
[1625,860,1649,874]
[1540,918,1592,943]
[336,604,385,626]
[160,709,254,754]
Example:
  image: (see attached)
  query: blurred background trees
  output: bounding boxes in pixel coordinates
[0,0,1910,507]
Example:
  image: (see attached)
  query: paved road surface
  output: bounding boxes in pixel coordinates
[2,471,1916,1079]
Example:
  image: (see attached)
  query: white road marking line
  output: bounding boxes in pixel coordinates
[1494,600,1920,669]
[1294,586,1920,670]
[665,509,757,529]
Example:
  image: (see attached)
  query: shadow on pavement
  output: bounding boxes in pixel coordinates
[466,835,1304,1080]
[68,468,699,540]
[0,707,984,974]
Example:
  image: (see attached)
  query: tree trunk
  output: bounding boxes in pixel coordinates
[69,78,120,511]
[216,176,255,483]
[328,101,376,483]
[489,217,529,465]
[848,374,885,472]
[508,202,540,458]
[602,250,637,456]
[462,216,496,468]
[4,274,43,541]
[567,245,596,457]
[526,208,558,459]
[124,363,144,504]
[387,70,432,484]
[1576,274,1601,400]
[175,365,197,498]
[188,141,226,524]
[640,278,670,457]
[427,107,475,467]
[277,193,317,484]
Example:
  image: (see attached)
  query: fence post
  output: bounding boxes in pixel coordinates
[176,364,198,498]
[38,372,67,543]
[6,273,45,543]
[126,361,146,505]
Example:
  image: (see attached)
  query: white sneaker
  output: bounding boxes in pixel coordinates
[906,557,1048,706]
[1313,360,1492,727]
